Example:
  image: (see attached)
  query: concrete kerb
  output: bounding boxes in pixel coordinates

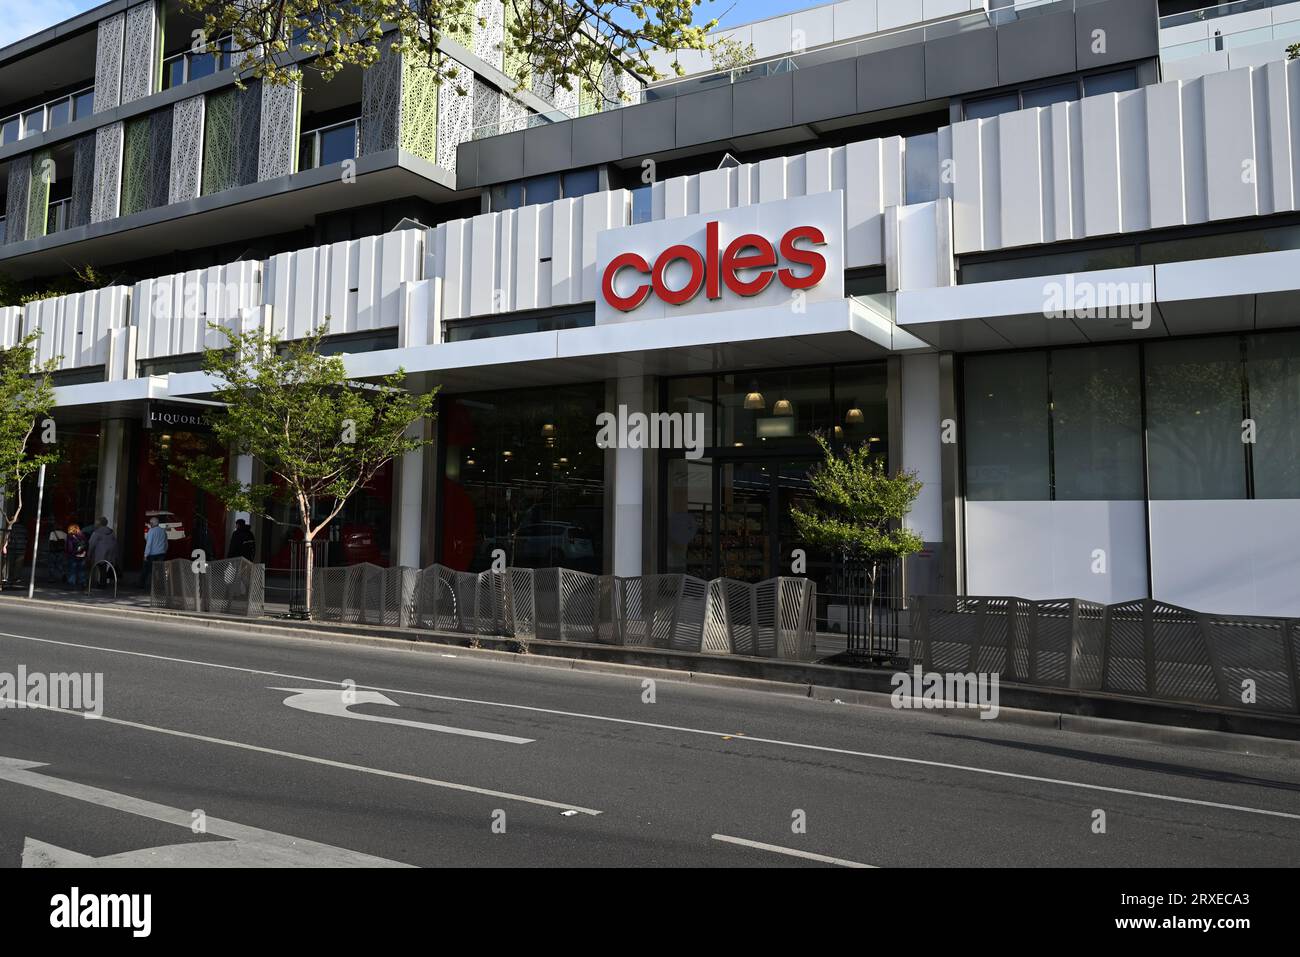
[3,595,1300,759]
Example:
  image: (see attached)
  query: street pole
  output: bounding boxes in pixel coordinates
[27,463,46,600]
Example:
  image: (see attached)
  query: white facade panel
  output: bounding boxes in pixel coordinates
[1203,68,1259,221]
[133,261,262,360]
[966,500,1149,605]
[26,287,130,372]
[264,232,423,341]
[1150,500,1300,618]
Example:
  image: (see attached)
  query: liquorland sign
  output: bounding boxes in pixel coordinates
[596,191,845,324]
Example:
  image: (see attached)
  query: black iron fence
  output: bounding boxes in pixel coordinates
[911,595,1300,715]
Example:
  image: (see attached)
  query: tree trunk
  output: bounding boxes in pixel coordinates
[303,535,315,619]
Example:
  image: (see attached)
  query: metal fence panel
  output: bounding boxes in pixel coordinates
[912,595,1300,715]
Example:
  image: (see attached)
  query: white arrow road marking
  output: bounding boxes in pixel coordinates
[0,697,601,816]
[272,687,534,744]
[711,834,876,868]
[0,756,411,868]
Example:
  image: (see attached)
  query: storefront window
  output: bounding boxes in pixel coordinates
[1246,330,1300,499]
[441,383,605,573]
[1146,338,1248,500]
[719,370,830,451]
[964,352,1050,501]
[127,425,228,567]
[661,363,886,594]
[1051,345,1144,500]
[663,457,713,580]
[261,462,395,570]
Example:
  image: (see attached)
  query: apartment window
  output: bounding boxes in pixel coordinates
[1084,68,1138,97]
[963,67,1139,122]
[1021,82,1077,110]
[964,92,1018,121]
[300,119,359,170]
[1,87,95,145]
[73,89,95,121]
[162,37,234,90]
[489,167,600,211]
[21,108,43,138]
[523,174,560,206]
[562,168,599,198]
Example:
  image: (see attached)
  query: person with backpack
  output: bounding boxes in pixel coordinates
[65,523,89,589]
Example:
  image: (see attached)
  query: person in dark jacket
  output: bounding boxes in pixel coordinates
[65,523,88,589]
[228,518,256,562]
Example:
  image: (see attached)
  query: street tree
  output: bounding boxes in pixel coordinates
[180,0,719,98]
[790,433,923,645]
[182,322,437,614]
[0,332,59,587]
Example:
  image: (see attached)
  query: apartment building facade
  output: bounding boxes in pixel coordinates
[3,0,1298,619]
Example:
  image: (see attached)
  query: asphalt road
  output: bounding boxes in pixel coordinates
[1,601,1298,868]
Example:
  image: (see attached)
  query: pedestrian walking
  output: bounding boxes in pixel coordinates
[88,520,119,587]
[140,516,169,589]
[65,524,89,589]
[228,518,256,562]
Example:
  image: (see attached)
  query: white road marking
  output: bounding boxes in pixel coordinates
[3,630,1299,824]
[273,687,534,744]
[711,834,876,868]
[0,755,410,868]
[0,697,601,816]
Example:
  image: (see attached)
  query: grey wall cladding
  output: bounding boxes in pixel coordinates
[69,134,97,229]
[360,46,402,156]
[121,1,159,105]
[4,156,31,243]
[169,96,205,204]
[91,122,124,224]
[236,81,262,187]
[148,108,173,210]
[259,75,301,181]
[93,12,125,113]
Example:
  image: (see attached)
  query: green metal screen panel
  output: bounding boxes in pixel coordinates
[27,148,53,240]
[401,55,438,164]
[120,115,152,215]
[202,89,236,196]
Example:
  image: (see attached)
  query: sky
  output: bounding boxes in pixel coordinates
[1,0,835,51]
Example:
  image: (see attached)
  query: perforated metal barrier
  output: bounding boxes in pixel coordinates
[150,557,265,618]
[303,564,819,661]
[911,596,1300,715]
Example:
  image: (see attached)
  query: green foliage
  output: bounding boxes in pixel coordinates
[1289,42,1299,60]
[0,264,111,308]
[0,332,60,530]
[181,321,437,545]
[790,433,924,570]
[180,0,716,97]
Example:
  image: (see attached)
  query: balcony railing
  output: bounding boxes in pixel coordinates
[0,86,95,148]
[469,0,1080,140]
[46,198,71,236]
[1159,0,1300,29]
[1160,17,1300,60]
[162,37,235,91]
[299,119,359,171]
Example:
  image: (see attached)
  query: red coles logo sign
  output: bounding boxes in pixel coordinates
[601,221,829,312]
[595,190,844,324]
